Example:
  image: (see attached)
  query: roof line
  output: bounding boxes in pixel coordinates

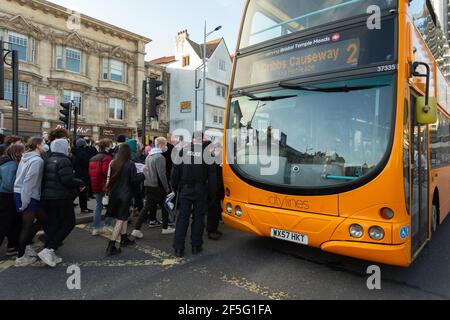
[31,0,152,43]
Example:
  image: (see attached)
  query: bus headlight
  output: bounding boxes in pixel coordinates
[380,207,394,220]
[369,226,385,241]
[235,206,243,217]
[226,203,233,214]
[349,224,364,238]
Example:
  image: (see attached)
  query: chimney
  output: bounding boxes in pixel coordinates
[176,29,189,56]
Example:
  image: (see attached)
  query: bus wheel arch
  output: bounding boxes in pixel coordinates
[432,189,440,234]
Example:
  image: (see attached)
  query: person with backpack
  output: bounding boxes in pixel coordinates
[105,144,145,256]
[89,139,114,236]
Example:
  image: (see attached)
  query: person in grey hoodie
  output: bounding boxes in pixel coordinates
[131,137,173,239]
[13,137,46,267]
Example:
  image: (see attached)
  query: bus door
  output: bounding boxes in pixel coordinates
[410,93,430,255]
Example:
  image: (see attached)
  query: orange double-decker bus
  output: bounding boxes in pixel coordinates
[223,0,450,267]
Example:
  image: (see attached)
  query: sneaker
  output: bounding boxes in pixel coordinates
[38,248,57,268]
[25,246,38,258]
[92,229,102,236]
[15,255,37,267]
[131,229,144,239]
[162,227,175,235]
[148,220,163,228]
[81,209,94,214]
[6,248,19,257]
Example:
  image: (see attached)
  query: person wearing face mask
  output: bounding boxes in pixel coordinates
[13,137,46,267]
[131,137,173,239]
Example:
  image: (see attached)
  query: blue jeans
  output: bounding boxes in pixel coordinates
[93,193,113,230]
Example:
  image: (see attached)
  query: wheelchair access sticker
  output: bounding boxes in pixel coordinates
[400,226,411,239]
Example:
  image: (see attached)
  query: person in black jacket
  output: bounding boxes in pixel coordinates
[105,144,145,257]
[171,132,217,257]
[72,138,93,213]
[38,138,85,268]
[207,142,225,240]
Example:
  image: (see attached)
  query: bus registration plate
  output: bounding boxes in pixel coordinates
[271,229,309,246]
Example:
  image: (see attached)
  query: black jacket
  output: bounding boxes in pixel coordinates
[71,147,91,183]
[108,160,145,201]
[171,142,217,200]
[41,153,85,200]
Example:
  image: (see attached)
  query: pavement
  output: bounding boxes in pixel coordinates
[1,198,450,300]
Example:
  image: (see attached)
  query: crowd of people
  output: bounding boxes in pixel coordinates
[0,128,224,267]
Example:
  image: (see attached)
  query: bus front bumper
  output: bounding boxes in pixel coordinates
[222,208,411,267]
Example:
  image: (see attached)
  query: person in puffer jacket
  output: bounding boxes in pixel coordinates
[13,137,46,267]
[89,139,114,236]
[38,138,85,268]
[0,144,25,257]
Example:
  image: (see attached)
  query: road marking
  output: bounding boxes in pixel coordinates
[76,224,186,268]
[219,274,291,300]
[0,260,15,273]
[25,259,164,268]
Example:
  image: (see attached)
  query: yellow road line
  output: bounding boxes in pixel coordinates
[0,260,15,273]
[220,274,291,300]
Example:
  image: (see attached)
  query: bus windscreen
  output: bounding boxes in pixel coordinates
[240,0,397,49]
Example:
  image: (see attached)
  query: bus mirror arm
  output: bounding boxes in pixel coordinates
[410,61,431,113]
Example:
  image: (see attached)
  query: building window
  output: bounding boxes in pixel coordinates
[213,109,224,125]
[102,59,125,83]
[109,98,124,120]
[182,55,190,67]
[0,30,35,63]
[9,31,28,62]
[217,85,227,97]
[219,59,226,71]
[56,46,82,73]
[4,80,28,109]
[63,90,82,115]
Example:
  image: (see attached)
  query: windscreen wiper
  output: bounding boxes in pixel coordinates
[238,90,297,102]
[279,82,389,93]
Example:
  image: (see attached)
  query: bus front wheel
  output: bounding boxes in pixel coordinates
[432,204,439,235]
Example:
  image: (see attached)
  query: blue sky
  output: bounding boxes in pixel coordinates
[50,0,245,61]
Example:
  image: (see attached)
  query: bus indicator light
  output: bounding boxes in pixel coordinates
[380,207,394,220]
[226,203,233,215]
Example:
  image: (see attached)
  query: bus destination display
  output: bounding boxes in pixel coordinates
[234,19,395,88]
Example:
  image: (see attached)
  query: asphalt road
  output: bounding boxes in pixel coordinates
[1,211,449,300]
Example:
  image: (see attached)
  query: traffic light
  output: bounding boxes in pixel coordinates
[148,77,164,119]
[59,102,72,130]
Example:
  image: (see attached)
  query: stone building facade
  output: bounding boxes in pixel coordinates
[0,0,150,141]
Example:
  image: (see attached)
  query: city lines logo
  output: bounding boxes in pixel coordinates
[268,195,310,211]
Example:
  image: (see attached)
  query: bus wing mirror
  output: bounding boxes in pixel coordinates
[416,96,438,125]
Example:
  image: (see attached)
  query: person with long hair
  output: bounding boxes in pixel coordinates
[0,144,25,257]
[13,137,46,267]
[105,144,145,256]
[38,138,85,267]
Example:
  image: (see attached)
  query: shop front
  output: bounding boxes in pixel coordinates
[100,127,134,141]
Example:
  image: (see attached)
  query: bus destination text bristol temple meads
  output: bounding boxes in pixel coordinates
[222,0,450,267]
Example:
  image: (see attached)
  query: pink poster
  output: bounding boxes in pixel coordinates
[39,95,56,108]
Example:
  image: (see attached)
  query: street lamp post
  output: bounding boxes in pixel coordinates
[202,21,222,133]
